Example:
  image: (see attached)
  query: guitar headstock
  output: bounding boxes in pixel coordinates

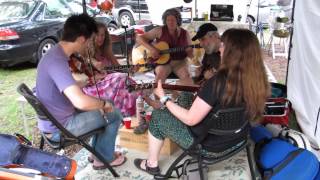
[134,63,156,73]
[127,83,155,92]
[127,82,200,92]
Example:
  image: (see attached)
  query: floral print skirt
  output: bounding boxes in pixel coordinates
[83,72,141,116]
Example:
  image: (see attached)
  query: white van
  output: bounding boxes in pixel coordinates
[145,0,250,25]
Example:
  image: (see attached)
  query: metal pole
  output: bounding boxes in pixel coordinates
[285,0,296,85]
[138,0,141,20]
[195,0,198,18]
[123,26,130,66]
[82,0,87,14]
[255,0,260,35]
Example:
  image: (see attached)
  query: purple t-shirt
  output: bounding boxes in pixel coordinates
[36,44,76,133]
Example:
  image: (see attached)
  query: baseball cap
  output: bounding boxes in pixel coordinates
[192,23,218,41]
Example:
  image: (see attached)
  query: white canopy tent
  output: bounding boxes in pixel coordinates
[287,0,320,149]
[83,0,320,153]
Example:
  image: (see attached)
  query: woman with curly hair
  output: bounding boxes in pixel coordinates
[136,8,194,85]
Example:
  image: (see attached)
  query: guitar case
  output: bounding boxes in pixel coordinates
[0,134,76,179]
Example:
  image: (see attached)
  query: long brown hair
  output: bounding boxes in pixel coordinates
[216,28,270,121]
[94,22,110,57]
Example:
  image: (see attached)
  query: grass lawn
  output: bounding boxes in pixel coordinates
[0,63,37,139]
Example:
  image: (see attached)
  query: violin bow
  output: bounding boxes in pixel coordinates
[86,38,104,102]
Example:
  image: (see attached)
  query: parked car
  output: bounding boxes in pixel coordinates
[0,0,67,67]
[0,0,119,67]
[112,0,150,27]
[68,0,119,32]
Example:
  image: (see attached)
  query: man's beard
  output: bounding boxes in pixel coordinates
[205,45,216,54]
[205,44,219,54]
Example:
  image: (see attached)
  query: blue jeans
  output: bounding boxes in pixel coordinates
[65,109,122,162]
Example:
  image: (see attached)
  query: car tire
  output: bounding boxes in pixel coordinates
[119,11,135,27]
[107,23,118,32]
[37,38,56,63]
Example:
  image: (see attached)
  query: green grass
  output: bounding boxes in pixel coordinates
[0,63,37,139]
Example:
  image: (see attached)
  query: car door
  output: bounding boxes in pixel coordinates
[30,1,72,62]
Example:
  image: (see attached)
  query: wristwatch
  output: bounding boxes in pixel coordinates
[160,96,171,106]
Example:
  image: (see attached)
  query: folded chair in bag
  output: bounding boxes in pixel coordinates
[154,107,260,180]
[17,83,119,177]
[0,134,76,179]
[250,126,319,180]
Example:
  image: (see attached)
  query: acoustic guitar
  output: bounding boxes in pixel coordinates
[127,82,200,92]
[132,41,201,65]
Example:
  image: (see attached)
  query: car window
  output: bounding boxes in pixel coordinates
[66,1,95,16]
[0,1,36,20]
[42,0,73,19]
[34,4,45,21]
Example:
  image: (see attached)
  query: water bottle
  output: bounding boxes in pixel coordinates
[136,95,144,121]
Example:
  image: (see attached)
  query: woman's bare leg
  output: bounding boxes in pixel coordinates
[139,130,164,168]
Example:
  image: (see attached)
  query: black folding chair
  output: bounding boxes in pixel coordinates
[17,83,119,177]
[155,107,260,180]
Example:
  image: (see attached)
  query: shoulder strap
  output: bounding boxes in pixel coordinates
[264,148,304,180]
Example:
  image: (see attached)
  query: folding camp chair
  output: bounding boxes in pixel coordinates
[155,107,260,180]
[17,83,119,177]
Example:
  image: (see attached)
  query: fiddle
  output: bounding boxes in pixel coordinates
[69,52,102,77]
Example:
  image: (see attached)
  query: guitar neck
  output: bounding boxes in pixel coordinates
[160,44,200,55]
[128,83,200,92]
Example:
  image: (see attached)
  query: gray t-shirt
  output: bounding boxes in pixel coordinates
[36,44,76,133]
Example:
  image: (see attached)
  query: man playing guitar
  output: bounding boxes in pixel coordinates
[135,8,194,85]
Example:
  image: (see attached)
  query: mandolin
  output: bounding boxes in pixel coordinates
[127,82,200,92]
[132,41,201,65]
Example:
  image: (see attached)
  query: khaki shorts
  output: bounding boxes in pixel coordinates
[169,59,188,73]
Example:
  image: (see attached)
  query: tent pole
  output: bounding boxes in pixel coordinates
[195,0,198,19]
[255,0,260,35]
[138,0,141,20]
[82,0,87,14]
[285,0,296,85]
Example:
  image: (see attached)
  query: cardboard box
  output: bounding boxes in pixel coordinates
[119,118,180,155]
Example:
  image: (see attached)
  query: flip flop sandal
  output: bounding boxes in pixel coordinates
[111,152,127,167]
[134,158,160,175]
[88,151,122,163]
[93,153,127,170]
